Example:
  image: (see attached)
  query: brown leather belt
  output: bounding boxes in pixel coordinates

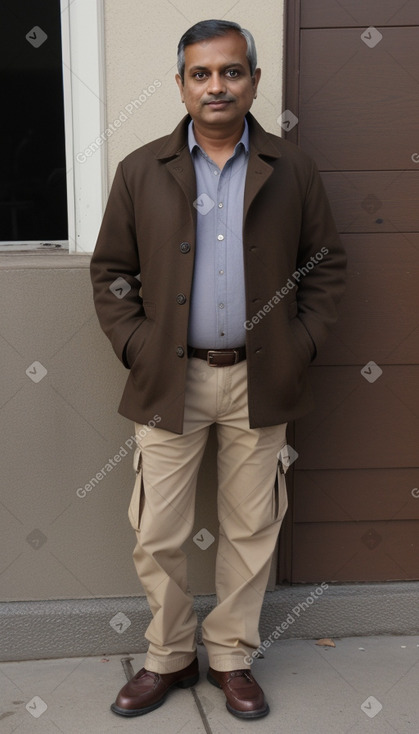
[187,346,246,367]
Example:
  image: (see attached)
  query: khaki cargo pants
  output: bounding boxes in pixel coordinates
[128,357,289,673]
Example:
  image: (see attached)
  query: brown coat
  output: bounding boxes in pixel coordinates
[90,112,346,434]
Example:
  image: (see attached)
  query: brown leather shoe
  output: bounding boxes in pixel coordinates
[207,667,269,719]
[110,658,199,717]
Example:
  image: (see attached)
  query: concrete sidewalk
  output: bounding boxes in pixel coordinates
[1,635,418,733]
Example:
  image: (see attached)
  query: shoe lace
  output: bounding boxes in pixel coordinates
[132,668,159,685]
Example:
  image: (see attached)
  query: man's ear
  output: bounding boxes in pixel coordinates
[252,68,261,98]
[175,73,185,102]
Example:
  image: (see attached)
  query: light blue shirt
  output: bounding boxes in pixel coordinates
[187,118,249,348]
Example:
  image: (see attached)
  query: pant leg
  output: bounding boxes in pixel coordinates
[129,358,216,674]
[200,360,288,671]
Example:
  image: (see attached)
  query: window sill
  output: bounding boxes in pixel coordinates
[0,252,91,269]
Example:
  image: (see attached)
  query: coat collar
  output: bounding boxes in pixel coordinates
[155,113,282,225]
[155,112,282,161]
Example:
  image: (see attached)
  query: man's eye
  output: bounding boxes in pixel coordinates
[193,72,207,80]
[226,69,240,78]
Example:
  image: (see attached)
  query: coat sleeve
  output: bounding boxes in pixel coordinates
[294,158,347,358]
[90,161,145,369]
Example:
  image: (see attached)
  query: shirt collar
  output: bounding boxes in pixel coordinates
[188,117,249,157]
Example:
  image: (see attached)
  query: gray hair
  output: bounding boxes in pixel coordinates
[177,20,257,82]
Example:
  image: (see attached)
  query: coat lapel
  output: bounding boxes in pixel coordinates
[243,113,282,222]
[155,115,197,216]
[165,147,197,204]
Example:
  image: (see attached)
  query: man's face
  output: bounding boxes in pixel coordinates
[175,30,261,132]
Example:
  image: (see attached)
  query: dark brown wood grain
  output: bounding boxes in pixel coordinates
[282,0,419,584]
[295,366,419,469]
[299,28,419,172]
[316,233,419,365]
[301,0,419,28]
[294,469,419,521]
[293,521,419,582]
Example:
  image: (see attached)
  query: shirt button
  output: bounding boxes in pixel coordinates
[213,170,219,176]
[217,234,224,241]
[219,303,224,309]
[176,293,187,305]
[180,242,190,253]
[219,270,224,275]
[218,202,223,208]
[176,346,185,357]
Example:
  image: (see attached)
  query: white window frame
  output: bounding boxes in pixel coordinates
[0,0,106,254]
[62,0,107,254]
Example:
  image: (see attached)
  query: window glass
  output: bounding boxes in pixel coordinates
[0,0,67,243]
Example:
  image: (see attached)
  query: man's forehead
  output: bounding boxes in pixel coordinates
[183,31,248,66]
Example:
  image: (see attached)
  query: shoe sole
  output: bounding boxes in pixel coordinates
[110,672,199,717]
[207,671,270,719]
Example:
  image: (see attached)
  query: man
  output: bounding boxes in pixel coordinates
[90,19,346,720]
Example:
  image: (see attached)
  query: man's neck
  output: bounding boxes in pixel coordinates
[192,119,245,154]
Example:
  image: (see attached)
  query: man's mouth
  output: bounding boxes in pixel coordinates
[206,100,232,108]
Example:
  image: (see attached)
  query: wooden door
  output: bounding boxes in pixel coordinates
[280,0,419,583]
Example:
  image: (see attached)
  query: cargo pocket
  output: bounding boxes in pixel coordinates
[273,445,289,522]
[128,447,145,531]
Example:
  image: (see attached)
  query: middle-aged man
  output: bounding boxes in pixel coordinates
[90,19,346,721]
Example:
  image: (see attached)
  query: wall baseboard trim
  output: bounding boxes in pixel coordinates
[1,582,418,662]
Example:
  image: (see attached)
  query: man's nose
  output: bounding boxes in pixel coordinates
[207,72,226,95]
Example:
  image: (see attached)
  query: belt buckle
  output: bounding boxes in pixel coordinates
[207,349,238,366]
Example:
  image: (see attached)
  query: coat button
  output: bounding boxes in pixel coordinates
[180,242,190,253]
[176,293,187,305]
[176,346,185,357]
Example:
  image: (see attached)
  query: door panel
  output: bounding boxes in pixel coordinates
[322,172,419,233]
[296,366,419,470]
[318,234,419,366]
[300,28,419,172]
[294,470,419,522]
[293,521,419,582]
[301,0,419,28]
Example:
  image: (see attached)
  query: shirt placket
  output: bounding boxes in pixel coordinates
[215,164,230,346]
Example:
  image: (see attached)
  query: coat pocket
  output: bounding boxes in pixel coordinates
[125,316,154,368]
[128,448,145,531]
[289,315,315,365]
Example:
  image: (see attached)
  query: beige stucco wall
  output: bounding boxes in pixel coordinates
[0,1,284,604]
